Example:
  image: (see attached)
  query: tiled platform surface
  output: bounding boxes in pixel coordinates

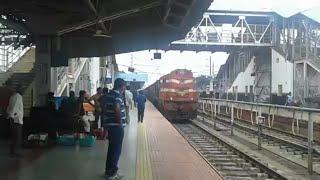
[144,102,222,180]
[0,101,221,180]
[0,111,139,180]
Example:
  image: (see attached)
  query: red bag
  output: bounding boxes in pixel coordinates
[93,128,107,140]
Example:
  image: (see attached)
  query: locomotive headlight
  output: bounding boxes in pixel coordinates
[191,98,193,101]
[170,97,173,101]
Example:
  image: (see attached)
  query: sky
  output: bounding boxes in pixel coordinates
[116,50,228,86]
[210,0,320,15]
[116,0,320,86]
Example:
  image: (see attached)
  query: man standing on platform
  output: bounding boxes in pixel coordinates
[100,78,126,179]
[286,92,294,106]
[6,85,24,157]
[136,91,147,123]
[124,86,133,124]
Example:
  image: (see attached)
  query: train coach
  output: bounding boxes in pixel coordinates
[145,69,198,121]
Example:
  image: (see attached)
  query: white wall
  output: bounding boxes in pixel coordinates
[271,49,293,94]
[228,57,255,93]
[89,57,100,95]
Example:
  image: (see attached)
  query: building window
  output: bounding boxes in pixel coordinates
[245,86,248,95]
[278,84,283,96]
[250,85,253,94]
[276,58,280,63]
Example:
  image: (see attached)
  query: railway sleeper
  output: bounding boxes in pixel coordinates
[208,157,246,163]
[311,156,320,162]
[292,150,304,155]
[199,147,228,151]
[206,154,239,159]
[219,166,247,172]
[224,176,253,180]
[279,145,288,149]
[190,139,212,143]
[223,170,251,177]
[247,167,261,174]
[202,150,233,155]
[285,147,296,152]
[212,162,238,167]
[192,143,216,147]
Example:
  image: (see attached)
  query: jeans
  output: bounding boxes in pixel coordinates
[125,106,130,124]
[138,106,145,122]
[10,119,22,154]
[94,112,102,128]
[105,126,124,176]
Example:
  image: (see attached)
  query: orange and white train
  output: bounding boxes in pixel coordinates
[145,69,198,121]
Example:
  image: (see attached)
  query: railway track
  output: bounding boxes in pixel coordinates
[215,111,320,149]
[174,122,286,180]
[197,111,320,174]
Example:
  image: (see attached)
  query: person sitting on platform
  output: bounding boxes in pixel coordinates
[136,90,147,123]
[89,87,103,128]
[60,91,78,133]
[100,78,126,179]
[46,92,57,140]
[77,90,90,133]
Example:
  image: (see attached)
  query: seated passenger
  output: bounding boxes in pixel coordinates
[46,92,57,140]
[77,90,90,133]
[60,91,78,133]
[88,87,103,128]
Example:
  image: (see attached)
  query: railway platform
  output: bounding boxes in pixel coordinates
[0,101,221,180]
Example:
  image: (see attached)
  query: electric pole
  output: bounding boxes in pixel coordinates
[209,56,212,76]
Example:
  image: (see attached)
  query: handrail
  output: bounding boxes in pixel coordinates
[200,98,320,113]
[0,44,30,72]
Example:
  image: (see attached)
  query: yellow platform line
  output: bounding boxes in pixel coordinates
[136,124,153,180]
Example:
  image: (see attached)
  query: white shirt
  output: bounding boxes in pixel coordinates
[7,93,24,124]
[125,90,133,108]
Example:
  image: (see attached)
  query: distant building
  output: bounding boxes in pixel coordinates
[116,72,148,91]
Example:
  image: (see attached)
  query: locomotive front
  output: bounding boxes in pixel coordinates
[159,69,198,120]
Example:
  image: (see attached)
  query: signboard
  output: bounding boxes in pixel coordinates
[154,52,161,59]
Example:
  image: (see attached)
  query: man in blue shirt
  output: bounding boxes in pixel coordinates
[136,91,147,123]
[100,78,126,179]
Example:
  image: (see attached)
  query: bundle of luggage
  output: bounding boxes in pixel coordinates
[57,133,96,147]
[23,133,49,148]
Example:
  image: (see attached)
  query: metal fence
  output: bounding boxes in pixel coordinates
[199,98,320,173]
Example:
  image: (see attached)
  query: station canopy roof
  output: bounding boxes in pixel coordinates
[0,0,212,57]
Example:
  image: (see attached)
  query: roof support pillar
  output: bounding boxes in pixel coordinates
[34,36,55,106]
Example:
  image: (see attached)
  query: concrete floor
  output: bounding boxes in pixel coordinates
[0,110,139,180]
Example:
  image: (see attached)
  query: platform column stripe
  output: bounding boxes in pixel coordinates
[136,124,153,180]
